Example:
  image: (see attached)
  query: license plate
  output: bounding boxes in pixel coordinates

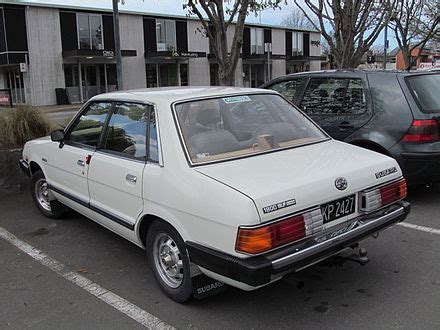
[321,195,356,224]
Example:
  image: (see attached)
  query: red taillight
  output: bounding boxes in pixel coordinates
[360,178,407,213]
[236,214,305,254]
[402,120,439,143]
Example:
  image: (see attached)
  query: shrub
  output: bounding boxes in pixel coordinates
[0,106,52,149]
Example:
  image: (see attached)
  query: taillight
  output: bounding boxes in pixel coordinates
[235,209,323,254]
[359,178,407,213]
[402,120,439,143]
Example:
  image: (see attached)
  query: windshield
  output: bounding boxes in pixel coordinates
[174,94,327,164]
[406,74,440,113]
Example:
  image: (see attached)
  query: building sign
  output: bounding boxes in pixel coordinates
[311,40,321,47]
[0,89,12,107]
[102,50,115,57]
[418,62,440,70]
[19,62,27,73]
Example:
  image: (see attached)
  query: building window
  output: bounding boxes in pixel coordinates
[250,27,264,55]
[156,19,176,52]
[292,32,303,56]
[77,13,103,50]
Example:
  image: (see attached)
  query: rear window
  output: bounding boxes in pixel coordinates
[174,94,327,164]
[406,74,440,113]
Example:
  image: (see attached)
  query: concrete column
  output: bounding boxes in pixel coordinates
[188,58,210,86]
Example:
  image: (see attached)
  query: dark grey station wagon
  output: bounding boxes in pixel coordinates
[262,70,440,185]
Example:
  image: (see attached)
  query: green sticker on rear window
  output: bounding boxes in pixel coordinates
[222,96,252,104]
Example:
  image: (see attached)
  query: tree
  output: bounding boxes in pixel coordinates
[184,0,282,86]
[390,0,439,70]
[281,7,317,30]
[293,0,394,69]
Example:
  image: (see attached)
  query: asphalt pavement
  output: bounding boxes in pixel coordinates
[1,186,440,329]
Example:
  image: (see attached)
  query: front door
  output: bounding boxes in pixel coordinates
[87,102,151,240]
[45,102,113,218]
[298,76,372,140]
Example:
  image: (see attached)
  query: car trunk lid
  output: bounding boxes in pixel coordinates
[195,140,402,225]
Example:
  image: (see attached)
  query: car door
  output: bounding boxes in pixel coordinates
[45,102,113,218]
[87,102,151,239]
[298,75,373,140]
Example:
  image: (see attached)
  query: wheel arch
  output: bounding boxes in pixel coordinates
[136,211,191,249]
[29,160,42,176]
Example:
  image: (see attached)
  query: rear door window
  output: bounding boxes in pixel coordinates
[102,102,151,160]
[405,74,440,113]
[267,78,302,101]
[300,78,367,115]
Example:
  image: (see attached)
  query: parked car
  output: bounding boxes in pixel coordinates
[262,70,440,185]
[19,87,410,302]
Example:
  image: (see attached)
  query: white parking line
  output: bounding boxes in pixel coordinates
[398,222,440,235]
[0,226,175,330]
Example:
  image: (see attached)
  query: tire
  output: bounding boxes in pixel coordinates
[146,221,193,303]
[30,170,65,219]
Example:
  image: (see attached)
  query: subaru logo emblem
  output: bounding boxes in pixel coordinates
[335,177,348,191]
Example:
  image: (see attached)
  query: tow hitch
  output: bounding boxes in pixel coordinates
[346,246,369,266]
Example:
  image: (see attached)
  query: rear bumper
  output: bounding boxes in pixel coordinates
[399,152,440,184]
[19,159,30,177]
[186,201,410,287]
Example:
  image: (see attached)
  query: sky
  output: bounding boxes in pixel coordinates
[12,0,396,48]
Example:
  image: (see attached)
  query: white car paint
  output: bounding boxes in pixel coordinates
[22,87,406,292]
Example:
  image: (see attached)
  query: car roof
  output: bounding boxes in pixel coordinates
[91,86,276,104]
[281,69,438,77]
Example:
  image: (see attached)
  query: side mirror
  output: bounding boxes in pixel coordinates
[50,130,65,142]
[51,130,65,148]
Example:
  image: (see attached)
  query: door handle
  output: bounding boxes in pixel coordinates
[126,174,137,183]
[77,160,85,167]
[338,122,353,129]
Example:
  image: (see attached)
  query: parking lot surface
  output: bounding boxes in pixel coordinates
[1,186,440,329]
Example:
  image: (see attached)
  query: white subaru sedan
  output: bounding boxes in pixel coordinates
[20,87,410,302]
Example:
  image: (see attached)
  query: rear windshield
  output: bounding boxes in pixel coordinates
[406,74,440,113]
[174,94,327,164]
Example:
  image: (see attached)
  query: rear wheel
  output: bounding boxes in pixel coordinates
[146,221,193,303]
[30,170,65,219]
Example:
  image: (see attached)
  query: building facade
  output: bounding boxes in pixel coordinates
[0,2,324,106]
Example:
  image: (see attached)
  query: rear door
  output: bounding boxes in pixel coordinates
[298,74,373,140]
[87,102,151,239]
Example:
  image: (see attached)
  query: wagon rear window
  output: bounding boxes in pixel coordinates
[406,74,440,113]
[174,94,327,164]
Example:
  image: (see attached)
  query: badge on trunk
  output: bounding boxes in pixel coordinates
[335,177,348,191]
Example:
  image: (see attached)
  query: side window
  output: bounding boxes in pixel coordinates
[102,103,150,160]
[148,107,159,163]
[300,78,367,115]
[68,102,112,147]
[268,79,301,101]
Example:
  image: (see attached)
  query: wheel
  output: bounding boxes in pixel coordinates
[146,221,193,302]
[30,170,65,219]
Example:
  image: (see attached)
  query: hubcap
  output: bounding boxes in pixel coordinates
[35,178,52,212]
[153,233,184,288]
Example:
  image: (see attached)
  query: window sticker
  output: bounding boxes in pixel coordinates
[222,96,252,104]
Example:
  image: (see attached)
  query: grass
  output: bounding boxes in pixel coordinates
[0,106,53,149]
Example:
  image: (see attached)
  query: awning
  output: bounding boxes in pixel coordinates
[62,49,137,58]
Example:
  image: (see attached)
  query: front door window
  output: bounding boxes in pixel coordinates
[67,102,113,147]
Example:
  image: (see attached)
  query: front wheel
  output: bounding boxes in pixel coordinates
[30,170,65,219]
[146,221,193,303]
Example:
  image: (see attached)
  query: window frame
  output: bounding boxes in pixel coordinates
[299,76,369,116]
[76,13,104,50]
[97,101,162,164]
[63,100,163,165]
[171,92,330,167]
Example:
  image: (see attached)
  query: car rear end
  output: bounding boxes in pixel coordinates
[392,72,440,184]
